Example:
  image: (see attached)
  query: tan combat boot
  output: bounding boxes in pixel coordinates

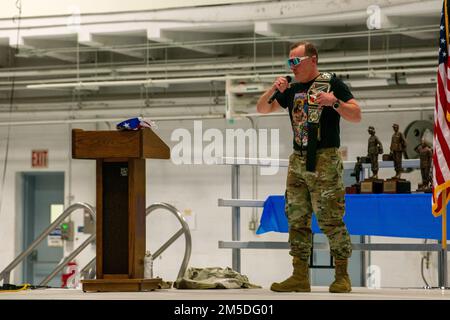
[329,259,352,293]
[270,257,311,292]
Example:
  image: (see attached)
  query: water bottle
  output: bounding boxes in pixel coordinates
[144,251,153,279]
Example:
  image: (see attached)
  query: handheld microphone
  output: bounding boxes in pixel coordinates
[268,76,292,104]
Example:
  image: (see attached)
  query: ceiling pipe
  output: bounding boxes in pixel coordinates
[0,88,434,111]
[25,67,436,90]
[0,104,433,127]
[0,97,434,122]
[0,50,436,79]
[0,114,225,127]
[361,107,434,113]
[243,106,434,118]
[0,69,436,91]
[0,58,435,87]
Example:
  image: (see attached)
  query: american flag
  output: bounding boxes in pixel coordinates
[434,0,450,217]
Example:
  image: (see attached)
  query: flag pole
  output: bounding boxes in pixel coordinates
[441,187,448,288]
[443,188,447,251]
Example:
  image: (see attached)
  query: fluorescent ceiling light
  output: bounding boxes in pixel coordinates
[404,76,437,85]
[26,75,269,89]
[25,66,437,90]
[0,114,225,127]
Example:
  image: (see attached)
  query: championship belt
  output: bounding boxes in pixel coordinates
[305,72,333,172]
[306,72,332,124]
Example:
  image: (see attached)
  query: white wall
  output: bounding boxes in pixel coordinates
[0,122,97,283]
[146,118,291,288]
[0,106,441,289]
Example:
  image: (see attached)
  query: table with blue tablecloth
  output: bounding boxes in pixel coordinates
[257,193,447,240]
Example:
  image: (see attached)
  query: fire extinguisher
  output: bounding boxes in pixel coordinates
[61,261,79,288]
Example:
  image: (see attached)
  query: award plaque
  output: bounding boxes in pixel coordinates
[360,180,374,193]
[360,179,383,194]
[383,179,397,193]
[384,178,411,193]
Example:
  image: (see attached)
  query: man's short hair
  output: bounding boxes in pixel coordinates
[290,41,318,63]
[369,126,375,130]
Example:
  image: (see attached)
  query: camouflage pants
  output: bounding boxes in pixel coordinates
[285,148,352,261]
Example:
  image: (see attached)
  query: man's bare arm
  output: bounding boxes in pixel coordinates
[334,98,361,123]
[256,76,289,114]
[256,88,281,113]
[315,92,361,123]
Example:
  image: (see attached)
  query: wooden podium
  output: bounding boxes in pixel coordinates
[72,128,170,292]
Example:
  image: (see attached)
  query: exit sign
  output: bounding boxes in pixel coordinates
[32,150,48,168]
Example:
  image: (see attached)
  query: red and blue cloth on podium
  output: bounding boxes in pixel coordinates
[258,3,450,240]
[116,117,155,131]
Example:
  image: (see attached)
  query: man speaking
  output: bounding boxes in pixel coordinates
[256,41,361,293]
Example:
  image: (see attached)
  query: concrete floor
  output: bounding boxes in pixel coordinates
[1,286,450,300]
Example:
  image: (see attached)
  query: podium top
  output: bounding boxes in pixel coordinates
[72,129,170,160]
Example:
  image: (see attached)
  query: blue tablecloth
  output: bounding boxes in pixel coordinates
[256,194,448,239]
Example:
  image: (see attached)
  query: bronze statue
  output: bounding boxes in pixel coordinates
[390,123,407,179]
[367,126,383,179]
[352,156,363,183]
[415,138,432,191]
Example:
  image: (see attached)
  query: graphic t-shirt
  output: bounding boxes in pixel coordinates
[275,74,354,151]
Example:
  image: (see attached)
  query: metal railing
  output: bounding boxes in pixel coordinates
[0,202,96,285]
[1,202,191,286]
[80,202,192,282]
